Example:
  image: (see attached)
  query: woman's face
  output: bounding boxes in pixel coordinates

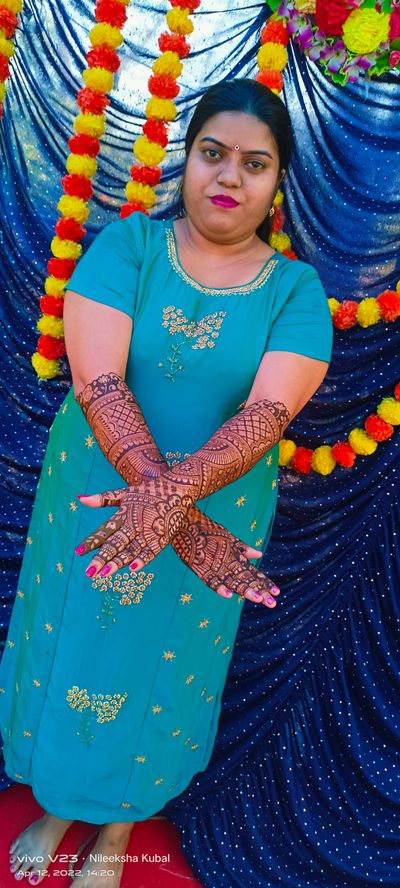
[182,111,284,243]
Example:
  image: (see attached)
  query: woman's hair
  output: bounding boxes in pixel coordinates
[174,77,293,242]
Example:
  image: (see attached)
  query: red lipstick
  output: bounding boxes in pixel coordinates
[210,194,239,208]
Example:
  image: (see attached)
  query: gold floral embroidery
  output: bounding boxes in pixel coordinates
[180,593,192,604]
[166,227,279,296]
[92,569,155,629]
[162,650,176,661]
[199,619,210,629]
[121,802,131,808]
[59,451,67,462]
[85,435,95,448]
[185,674,194,684]
[165,450,191,467]
[250,520,257,530]
[135,755,146,763]
[154,777,164,785]
[172,729,181,737]
[236,496,246,507]
[256,538,264,547]
[66,685,128,746]
[214,636,221,645]
[33,679,41,687]
[69,501,78,512]
[161,305,226,382]
[17,589,24,599]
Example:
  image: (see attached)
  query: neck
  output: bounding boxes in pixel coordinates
[178,216,261,259]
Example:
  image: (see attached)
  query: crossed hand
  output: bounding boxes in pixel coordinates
[75,475,281,608]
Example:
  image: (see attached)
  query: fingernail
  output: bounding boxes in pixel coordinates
[267,597,275,604]
[226,591,232,598]
[130,562,138,570]
[86,566,97,577]
[76,494,86,499]
[271,585,280,594]
[254,593,264,601]
[100,565,111,576]
[15,875,23,881]
[30,877,39,884]
[75,544,86,555]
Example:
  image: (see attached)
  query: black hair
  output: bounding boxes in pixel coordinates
[174,77,293,242]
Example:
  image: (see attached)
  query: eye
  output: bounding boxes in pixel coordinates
[203,148,221,160]
[245,160,265,170]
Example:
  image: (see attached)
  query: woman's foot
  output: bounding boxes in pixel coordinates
[9,813,74,885]
[70,821,135,887]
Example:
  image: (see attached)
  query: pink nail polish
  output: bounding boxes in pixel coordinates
[30,877,39,884]
[267,597,275,604]
[86,566,96,577]
[76,494,86,499]
[271,585,280,594]
[75,544,86,555]
[100,565,111,576]
[130,562,138,570]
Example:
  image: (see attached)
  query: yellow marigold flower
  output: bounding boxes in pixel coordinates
[328,298,340,316]
[278,438,296,466]
[269,231,291,252]
[2,0,23,12]
[50,237,82,261]
[126,181,157,209]
[133,135,166,167]
[348,428,378,456]
[57,195,89,224]
[166,8,194,36]
[396,280,400,295]
[74,112,106,138]
[0,34,15,58]
[273,190,284,207]
[294,0,316,11]
[31,353,60,380]
[342,9,390,55]
[152,51,183,79]
[89,22,123,49]
[311,445,336,476]
[257,43,288,73]
[83,67,114,93]
[37,316,64,338]
[356,297,381,328]
[377,397,400,426]
[0,82,6,103]
[66,154,97,178]
[145,97,177,122]
[45,277,68,296]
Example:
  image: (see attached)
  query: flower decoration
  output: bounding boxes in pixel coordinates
[267,0,400,84]
[0,0,23,119]
[279,383,400,475]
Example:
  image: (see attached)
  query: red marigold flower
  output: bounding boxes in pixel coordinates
[331,441,356,467]
[0,8,18,38]
[291,447,313,473]
[55,218,86,241]
[0,55,10,80]
[395,382,400,401]
[255,70,284,92]
[68,134,101,157]
[148,73,180,100]
[130,164,162,186]
[48,258,76,279]
[77,87,110,115]
[38,334,66,360]
[62,174,93,201]
[39,296,65,318]
[87,45,120,72]
[376,289,400,321]
[143,118,169,148]
[95,0,127,29]
[271,205,284,231]
[315,0,351,36]
[158,32,190,57]
[364,414,394,442]
[169,0,200,11]
[332,300,358,329]
[282,250,298,260]
[120,202,150,218]
[260,20,289,46]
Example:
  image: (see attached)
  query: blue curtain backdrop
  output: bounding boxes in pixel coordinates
[1,1,400,886]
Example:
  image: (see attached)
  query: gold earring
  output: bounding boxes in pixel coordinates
[268,207,275,217]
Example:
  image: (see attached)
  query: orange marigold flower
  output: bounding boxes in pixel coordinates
[260,20,289,46]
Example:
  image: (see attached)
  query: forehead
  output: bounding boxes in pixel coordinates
[195,111,277,152]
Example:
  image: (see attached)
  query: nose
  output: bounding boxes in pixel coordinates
[216,156,241,189]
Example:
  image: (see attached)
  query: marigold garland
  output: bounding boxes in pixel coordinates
[0,0,23,119]
[121,0,200,220]
[32,0,131,379]
[278,383,400,475]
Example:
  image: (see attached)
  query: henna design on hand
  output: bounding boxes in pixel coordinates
[162,397,291,501]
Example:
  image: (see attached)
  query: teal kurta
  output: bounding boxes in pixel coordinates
[0,213,333,823]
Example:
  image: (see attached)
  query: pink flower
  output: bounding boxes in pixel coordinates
[389,50,400,66]
[389,9,400,41]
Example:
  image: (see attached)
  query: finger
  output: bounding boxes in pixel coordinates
[77,488,126,508]
[244,546,263,559]
[216,584,233,598]
[74,512,126,557]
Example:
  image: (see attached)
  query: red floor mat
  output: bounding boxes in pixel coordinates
[1,784,204,887]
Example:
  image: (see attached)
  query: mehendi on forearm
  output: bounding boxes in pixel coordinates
[162,398,291,501]
[75,372,166,483]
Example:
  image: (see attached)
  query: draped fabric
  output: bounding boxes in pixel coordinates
[1,2,400,886]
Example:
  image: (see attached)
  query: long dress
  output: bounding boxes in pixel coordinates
[0,213,333,823]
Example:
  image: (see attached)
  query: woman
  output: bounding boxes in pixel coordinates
[2,78,333,887]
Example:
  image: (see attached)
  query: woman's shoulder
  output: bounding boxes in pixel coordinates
[275,254,323,283]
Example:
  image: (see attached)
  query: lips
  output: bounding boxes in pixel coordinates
[210,195,239,208]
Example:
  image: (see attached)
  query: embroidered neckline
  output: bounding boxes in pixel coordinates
[165,222,280,296]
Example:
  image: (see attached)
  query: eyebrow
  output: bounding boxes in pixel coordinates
[199,136,273,159]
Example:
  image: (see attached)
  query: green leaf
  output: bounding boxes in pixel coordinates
[330,70,347,86]
[360,0,377,8]
[381,0,392,12]
[265,0,280,10]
